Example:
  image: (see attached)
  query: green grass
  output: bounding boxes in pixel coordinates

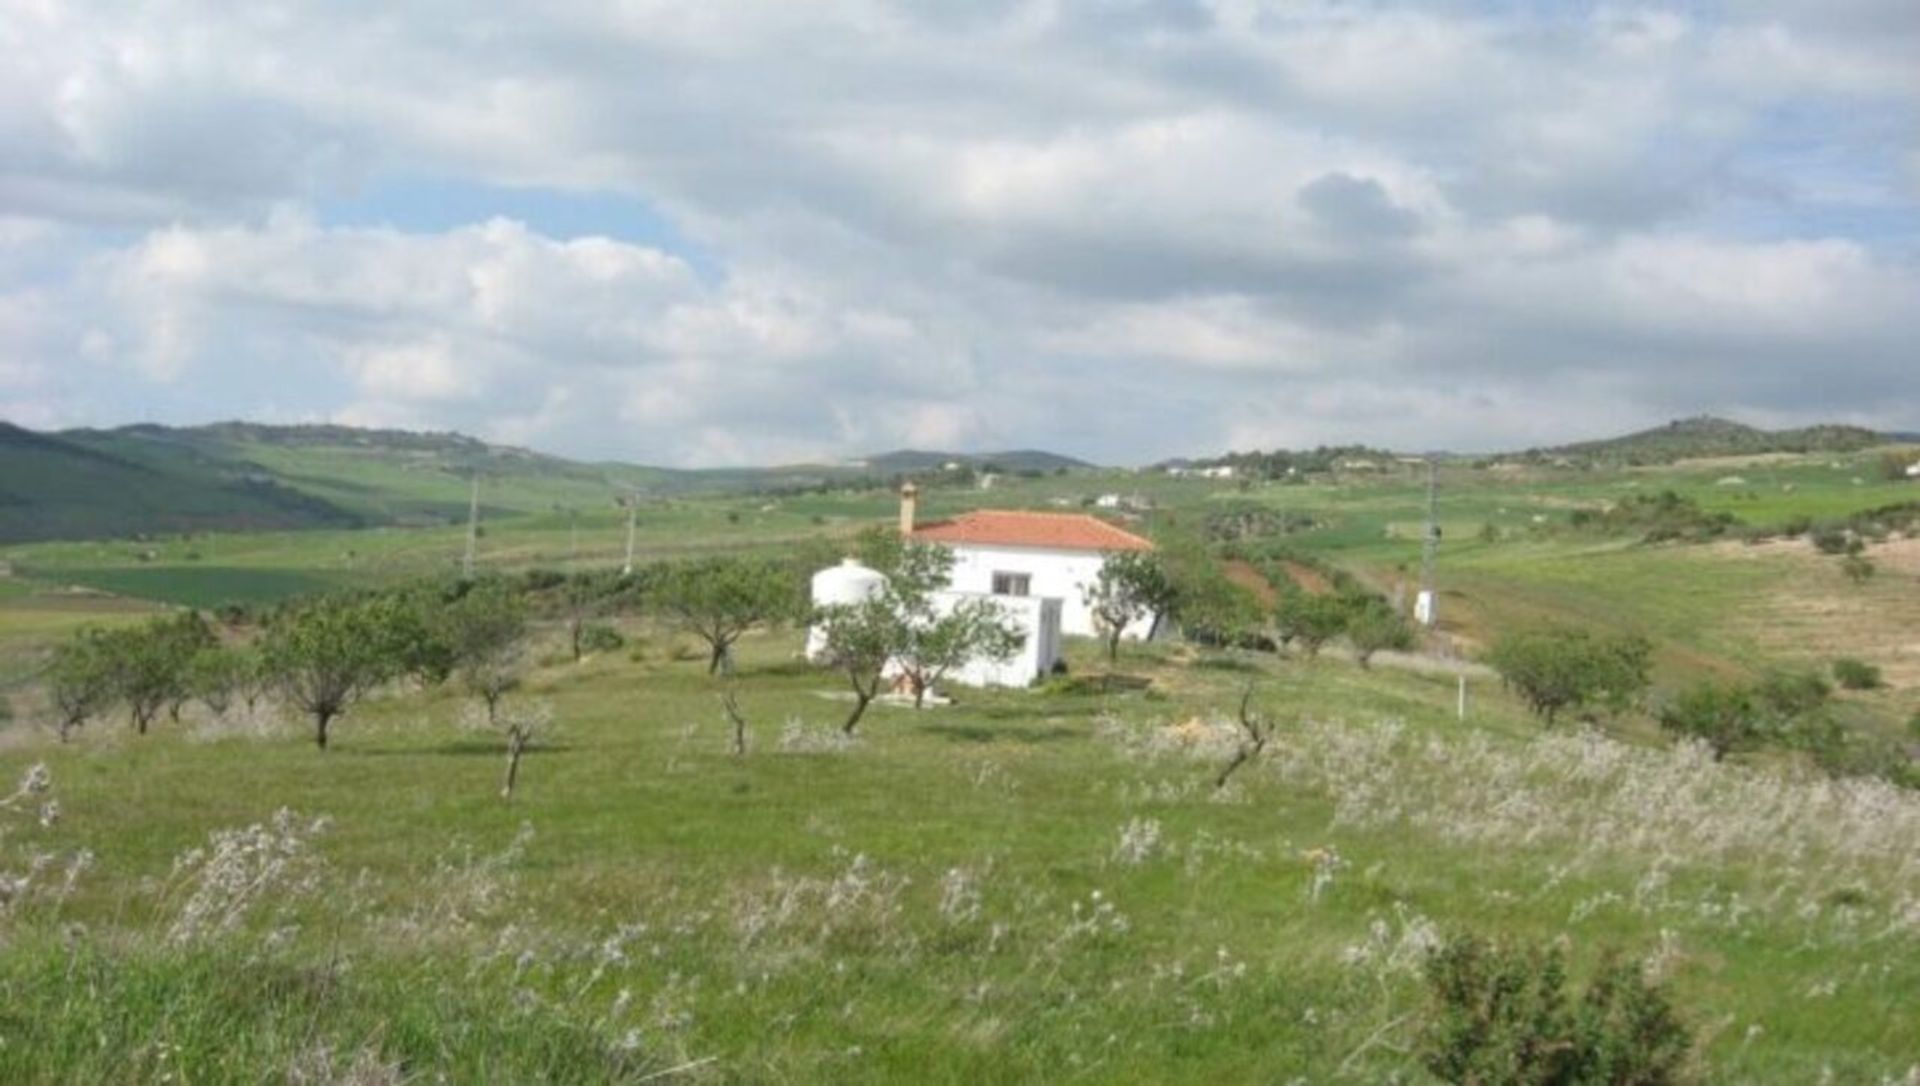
[4,629,1916,1082]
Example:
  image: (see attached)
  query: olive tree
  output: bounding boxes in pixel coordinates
[891,595,1025,709]
[442,582,531,726]
[46,630,116,742]
[262,594,414,750]
[1486,626,1653,725]
[105,612,217,734]
[1346,600,1415,669]
[1274,591,1351,658]
[1082,551,1174,663]
[813,595,907,734]
[652,556,799,675]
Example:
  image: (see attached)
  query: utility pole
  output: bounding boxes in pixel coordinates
[621,493,639,576]
[1415,458,1439,627]
[462,473,481,580]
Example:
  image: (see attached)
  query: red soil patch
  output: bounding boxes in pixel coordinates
[1222,560,1277,607]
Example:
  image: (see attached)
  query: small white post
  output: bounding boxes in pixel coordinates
[462,475,481,579]
[1456,674,1467,722]
[622,499,638,576]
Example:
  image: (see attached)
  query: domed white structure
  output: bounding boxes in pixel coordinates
[805,557,886,660]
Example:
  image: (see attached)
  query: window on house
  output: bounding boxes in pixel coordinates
[991,571,1031,596]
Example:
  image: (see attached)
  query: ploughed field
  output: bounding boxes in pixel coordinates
[3,631,1917,1083]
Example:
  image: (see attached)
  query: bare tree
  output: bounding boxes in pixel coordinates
[496,701,553,800]
[720,687,750,756]
[1215,683,1278,790]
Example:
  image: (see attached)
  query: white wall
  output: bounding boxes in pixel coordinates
[941,543,1156,640]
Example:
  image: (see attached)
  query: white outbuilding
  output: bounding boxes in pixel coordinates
[803,558,885,660]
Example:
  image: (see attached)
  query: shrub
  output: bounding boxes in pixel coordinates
[1810,527,1853,555]
[1832,657,1882,691]
[1347,602,1415,668]
[578,624,626,654]
[1752,669,1831,717]
[1840,554,1875,584]
[1419,935,1691,1085]
[1658,683,1765,761]
[1487,627,1653,725]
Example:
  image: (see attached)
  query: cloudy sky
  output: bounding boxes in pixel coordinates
[2,1,1915,465]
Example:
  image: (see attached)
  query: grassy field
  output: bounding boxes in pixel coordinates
[2,448,1916,1081]
[3,629,1916,1082]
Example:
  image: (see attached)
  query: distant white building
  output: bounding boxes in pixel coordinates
[899,484,1157,640]
[1094,493,1123,509]
[1907,460,1920,479]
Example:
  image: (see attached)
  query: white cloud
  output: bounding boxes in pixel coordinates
[0,0,1913,461]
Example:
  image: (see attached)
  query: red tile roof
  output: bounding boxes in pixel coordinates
[909,509,1153,552]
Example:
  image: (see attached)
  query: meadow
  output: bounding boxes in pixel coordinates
[2,447,1917,1081]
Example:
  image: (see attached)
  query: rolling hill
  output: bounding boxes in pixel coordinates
[1517,416,1887,466]
[0,422,362,543]
[0,421,1100,544]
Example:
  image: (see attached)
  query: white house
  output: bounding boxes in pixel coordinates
[804,557,1063,689]
[1907,460,1920,479]
[899,484,1157,640]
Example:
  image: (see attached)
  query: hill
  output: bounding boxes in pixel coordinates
[0,422,362,543]
[1517,416,1885,466]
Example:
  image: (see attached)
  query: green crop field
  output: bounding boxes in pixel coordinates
[1,440,1917,1082]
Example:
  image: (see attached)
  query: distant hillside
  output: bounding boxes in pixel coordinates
[0,422,362,543]
[1515,416,1888,466]
[853,449,1092,474]
[0,422,1101,545]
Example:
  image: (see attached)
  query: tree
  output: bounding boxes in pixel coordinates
[185,646,244,718]
[46,630,116,743]
[1486,626,1653,725]
[891,595,1025,708]
[104,612,217,734]
[1168,559,1264,650]
[813,595,907,734]
[652,556,799,675]
[1081,551,1174,663]
[1840,553,1875,584]
[442,582,531,726]
[261,594,413,750]
[1658,682,1766,760]
[1346,600,1414,669]
[1274,591,1350,658]
[1214,683,1278,790]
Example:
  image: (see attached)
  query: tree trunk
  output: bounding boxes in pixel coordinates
[502,730,526,798]
[912,676,928,709]
[315,709,335,751]
[843,692,872,735]
[708,641,726,675]
[1107,631,1120,664]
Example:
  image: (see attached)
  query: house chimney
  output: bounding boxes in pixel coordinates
[898,481,919,537]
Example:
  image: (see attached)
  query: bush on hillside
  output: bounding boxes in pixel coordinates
[1418,935,1692,1086]
[1832,658,1882,691]
[1487,627,1653,725]
[1658,683,1768,761]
